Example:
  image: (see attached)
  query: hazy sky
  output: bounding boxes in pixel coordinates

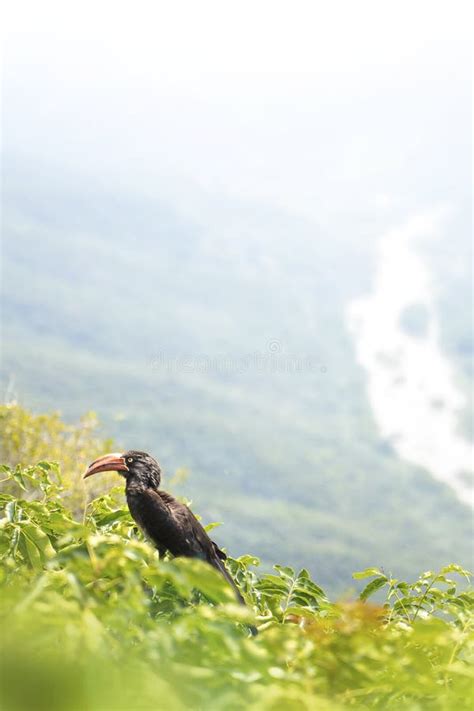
[3,1,472,219]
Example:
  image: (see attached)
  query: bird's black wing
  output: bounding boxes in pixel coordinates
[171,505,245,604]
[154,490,244,604]
[159,490,224,561]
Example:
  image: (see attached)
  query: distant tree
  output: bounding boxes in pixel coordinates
[0,402,117,511]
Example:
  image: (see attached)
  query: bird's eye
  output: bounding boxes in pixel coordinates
[127,457,133,463]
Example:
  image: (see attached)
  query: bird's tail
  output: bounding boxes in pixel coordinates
[212,555,258,636]
[213,556,245,605]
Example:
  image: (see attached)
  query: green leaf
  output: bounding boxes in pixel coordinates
[359,575,388,601]
[204,522,222,533]
[260,574,289,587]
[12,467,27,491]
[440,564,471,580]
[274,565,295,579]
[5,501,20,523]
[21,531,42,569]
[21,522,56,562]
[235,554,260,567]
[284,605,319,620]
[96,509,130,526]
[353,567,383,580]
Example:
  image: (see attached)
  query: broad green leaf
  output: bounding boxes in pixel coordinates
[21,531,42,569]
[21,522,56,561]
[359,575,388,601]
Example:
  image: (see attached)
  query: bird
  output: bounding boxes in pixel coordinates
[84,450,245,605]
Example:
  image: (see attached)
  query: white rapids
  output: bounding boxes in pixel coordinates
[346,210,473,506]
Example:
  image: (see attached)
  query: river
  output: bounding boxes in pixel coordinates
[346,211,473,506]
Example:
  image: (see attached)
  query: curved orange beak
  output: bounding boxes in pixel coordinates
[84,452,129,479]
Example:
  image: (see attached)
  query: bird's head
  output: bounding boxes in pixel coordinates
[84,450,162,489]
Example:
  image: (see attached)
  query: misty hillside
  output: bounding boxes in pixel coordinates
[2,156,471,592]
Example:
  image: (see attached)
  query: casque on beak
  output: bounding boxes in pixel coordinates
[83,452,129,479]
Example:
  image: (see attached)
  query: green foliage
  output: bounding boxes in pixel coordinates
[0,462,472,711]
[0,403,116,510]
[353,565,473,621]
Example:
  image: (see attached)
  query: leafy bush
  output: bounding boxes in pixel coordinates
[0,461,472,711]
[0,403,115,510]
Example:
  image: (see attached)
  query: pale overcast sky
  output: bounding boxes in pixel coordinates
[3,1,472,219]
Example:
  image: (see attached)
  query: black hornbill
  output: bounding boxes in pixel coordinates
[84,450,245,604]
